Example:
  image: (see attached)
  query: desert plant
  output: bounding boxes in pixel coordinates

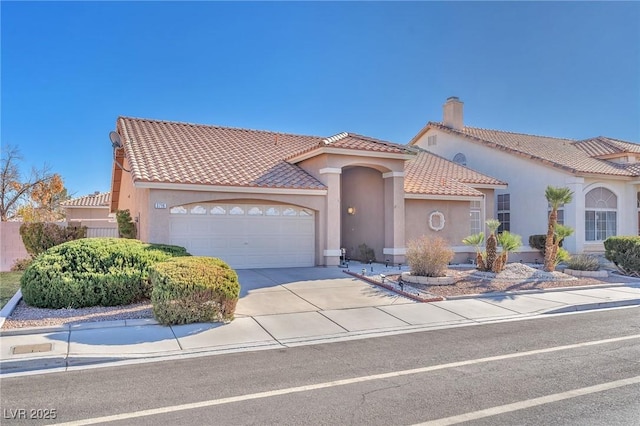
[19,222,87,258]
[565,254,600,271]
[20,238,189,309]
[462,232,486,270]
[555,248,571,266]
[406,236,454,277]
[116,209,137,239]
[358,243,375,262]
[604,236,640,277]
[544,186,574,271]
[150,256,240,325]
[495,231,522,272]
[485,219,501,271]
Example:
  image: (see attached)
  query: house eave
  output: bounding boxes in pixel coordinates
[468,183,508,190]
[288,146,415,164]
[134,181,328,196]
[404,193,483,201]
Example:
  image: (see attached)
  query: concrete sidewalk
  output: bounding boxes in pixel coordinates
[1,269,640,376]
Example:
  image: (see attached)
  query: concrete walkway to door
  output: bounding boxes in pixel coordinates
[235,267,413,317]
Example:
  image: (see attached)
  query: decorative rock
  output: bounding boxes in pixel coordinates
[401,272,455,286]
[563,268,608,278]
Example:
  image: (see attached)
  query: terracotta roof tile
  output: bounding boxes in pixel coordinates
[117,117,326,190]
[427,122,640,177]
[404,149,506,197]
[62,192,110,207]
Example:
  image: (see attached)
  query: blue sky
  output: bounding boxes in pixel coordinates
[2,1,639,198]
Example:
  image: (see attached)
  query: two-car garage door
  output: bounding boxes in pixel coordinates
[169,203,315,269]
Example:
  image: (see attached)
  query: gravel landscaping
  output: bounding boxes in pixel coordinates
[3,263,639,330]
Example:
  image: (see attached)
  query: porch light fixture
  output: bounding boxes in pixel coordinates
[347,206,356,215]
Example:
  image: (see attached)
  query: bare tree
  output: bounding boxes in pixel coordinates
[0,145,56,221]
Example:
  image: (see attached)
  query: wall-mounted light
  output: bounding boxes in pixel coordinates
[347,206,356,215]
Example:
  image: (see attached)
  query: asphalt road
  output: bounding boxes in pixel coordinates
[2,308,639,425]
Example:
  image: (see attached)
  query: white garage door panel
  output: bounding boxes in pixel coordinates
[169,204,315,269]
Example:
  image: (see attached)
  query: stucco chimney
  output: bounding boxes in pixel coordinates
[443,96,464,130]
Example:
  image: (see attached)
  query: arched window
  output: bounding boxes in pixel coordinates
[453,153,467,166]
[585,187,617,241]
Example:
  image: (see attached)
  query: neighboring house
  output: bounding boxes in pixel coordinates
[410,97,640,256]
[109,116,505,269]
[62,192,118,238]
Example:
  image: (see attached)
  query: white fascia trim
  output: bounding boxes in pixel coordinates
[404,194,483,201]
[470,183,508,189]
[134,182,327,196]
[629,180,640,185]
[288,147,414,163]
[383,248,406,255]
[63,205,110,209]
[382,172,405,179]
[324,249,342,257]
[319,167,342,175]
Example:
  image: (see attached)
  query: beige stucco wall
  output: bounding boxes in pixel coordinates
[0,222,29,271]
[341,167,385,260]
[66,207,110,221]
[405,199,472,247]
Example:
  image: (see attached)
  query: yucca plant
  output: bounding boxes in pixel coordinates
[496,231,522,272]
[462,232,486,270]
[485,219,501,272]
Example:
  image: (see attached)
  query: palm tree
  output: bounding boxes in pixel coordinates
[485,219,501,272]
[544,186,574,271]
[496,231,523,272]
[462,232,485,270]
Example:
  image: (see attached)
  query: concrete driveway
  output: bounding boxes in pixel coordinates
[235,267,413,317]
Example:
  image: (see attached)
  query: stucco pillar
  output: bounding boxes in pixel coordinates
[565,177,584,253]
[383,172,406,263]
[320,168,342,266]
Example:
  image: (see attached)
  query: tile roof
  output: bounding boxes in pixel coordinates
[117,117,326,190]
[404,149,506,197]
[62,192,111,207]
[423,122,640,177]
[115,116,504,198]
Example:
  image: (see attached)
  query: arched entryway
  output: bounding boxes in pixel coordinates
[340,166,385,261]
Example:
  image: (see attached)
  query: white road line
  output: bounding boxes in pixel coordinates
[415,375,640,426]
[53,334,640,426]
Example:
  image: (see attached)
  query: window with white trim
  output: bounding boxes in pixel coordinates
[497,194,510,233]
[548,202,565,225]
[427,135,437,146]
[585,187,617,241]
[470,200,482,235]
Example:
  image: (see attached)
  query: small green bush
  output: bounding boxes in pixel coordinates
[20,238,189,308]
[116,209,137,239]
[406,236,454,277]
[529,234,563,256]
[358,243,375,262]
[150,257,240,325]
[565,254,600,271]
[19,222,87,257]
[604,236,640,277]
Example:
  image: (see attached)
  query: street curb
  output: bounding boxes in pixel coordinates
[542,298,640,314]
[442,282,640,300]
[0,289,22,329]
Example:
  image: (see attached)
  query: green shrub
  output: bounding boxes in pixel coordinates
[10,257,33,271]
[604,236,640,277]
[19,222,87,257]
[150,257,240,325]
[406,236,454,277]
[20,238,189,308]
[555,248,571,266]
[358,243,375,262]
[565,254,600,271]
[529,234,563,256]
[116,209,137,239]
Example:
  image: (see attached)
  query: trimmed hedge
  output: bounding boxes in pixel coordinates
[20,238,189,308]
[150,257,240,325]
[604,236,640,277]
[20,222,87,257]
